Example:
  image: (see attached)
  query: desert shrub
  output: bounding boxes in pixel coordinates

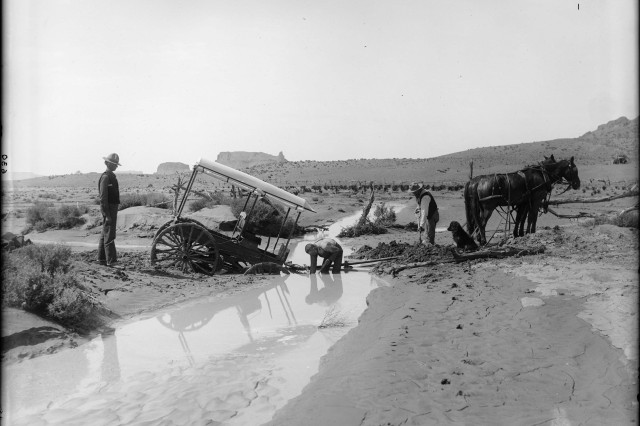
[188,197,210,212]
[118,192,172,210]
[46,275,95,327]
[1,244,98,330]
[373,203,396,226]
[26,202,87,231]
[337,202,396,237]
[337,221,388,238]
[615,210,639,228]
[581,211,639,229]
[318,306,349,328]
[12,270,56,311]
[8,244,73,277]
[188,192,233,212]
[26,201,54,225]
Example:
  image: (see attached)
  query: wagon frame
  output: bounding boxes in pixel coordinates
[150,158,315,274]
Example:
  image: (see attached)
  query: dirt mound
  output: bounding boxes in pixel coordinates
[117,206,173,232]
[351,240,454,263]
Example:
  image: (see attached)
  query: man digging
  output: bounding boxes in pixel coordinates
[409,182,439,246]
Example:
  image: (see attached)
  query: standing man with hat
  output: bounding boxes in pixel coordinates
[98,153,121,266]
[409,182,439,245]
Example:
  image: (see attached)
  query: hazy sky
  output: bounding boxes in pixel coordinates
[4,0,638,175]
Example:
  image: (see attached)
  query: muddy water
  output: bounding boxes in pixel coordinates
[3,203,405,426]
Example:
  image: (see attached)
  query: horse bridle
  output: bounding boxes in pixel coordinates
[527,160,573,213]
[555,161,578,195]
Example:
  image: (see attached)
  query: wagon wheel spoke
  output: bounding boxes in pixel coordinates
[153,249,181,262]
[158,233,182,248]
[153,247,181,255]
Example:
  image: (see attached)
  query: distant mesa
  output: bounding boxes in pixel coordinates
[216,151,287,170]
[156,162,191,174]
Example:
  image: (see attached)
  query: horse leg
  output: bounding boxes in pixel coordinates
[463,182,476,236]
[529,201,540,234]
[526,200,539,234]
[514,204,526,238]
[468,184,485,244]
[478,204,494,245]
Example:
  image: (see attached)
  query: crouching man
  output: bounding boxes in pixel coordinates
[305,238,343,274]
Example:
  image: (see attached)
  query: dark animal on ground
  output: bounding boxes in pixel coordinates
[2,232,32,251]
[447,221,478,251]
[464,156,580,245]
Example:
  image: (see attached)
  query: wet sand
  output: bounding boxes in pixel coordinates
[267,224,639,425]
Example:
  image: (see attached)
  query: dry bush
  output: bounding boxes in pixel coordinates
[373,203,396,226]
[337,202,396,238]
[581,210,639,229]
[26,202,88,232]
[118,192,172,210]
[2,244,102,331]
[318,306,349,328]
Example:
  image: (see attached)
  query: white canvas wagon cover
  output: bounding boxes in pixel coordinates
[196,158,316,213]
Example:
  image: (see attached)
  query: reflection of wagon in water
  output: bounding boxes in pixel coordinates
[150,158,315,274]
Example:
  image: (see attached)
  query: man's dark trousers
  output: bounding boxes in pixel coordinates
[98,204,118,264]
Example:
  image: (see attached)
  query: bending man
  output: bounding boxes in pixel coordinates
[305,238,343,274]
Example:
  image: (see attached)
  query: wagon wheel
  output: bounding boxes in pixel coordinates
[151,223,219,275]
[153,217,208,241]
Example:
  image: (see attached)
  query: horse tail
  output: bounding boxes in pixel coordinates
[463,180,477,236]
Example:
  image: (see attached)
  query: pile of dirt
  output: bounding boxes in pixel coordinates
[350,240,454,263]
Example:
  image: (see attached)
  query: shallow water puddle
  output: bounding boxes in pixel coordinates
[4,206,399,425]
[5,272,388,425]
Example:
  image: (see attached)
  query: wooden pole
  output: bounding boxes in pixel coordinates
[358,183,375,226]
[341,256,400,267]
[548,190,638,206]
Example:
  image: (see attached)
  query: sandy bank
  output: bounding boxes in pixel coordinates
[268,225,639,425]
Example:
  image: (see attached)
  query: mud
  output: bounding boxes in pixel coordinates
[350,240,454,263]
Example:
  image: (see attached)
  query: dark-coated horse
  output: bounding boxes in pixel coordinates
[513,155,556,237]
[464,157,580,245]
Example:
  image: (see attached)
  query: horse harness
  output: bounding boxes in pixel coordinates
[477,163,566,215]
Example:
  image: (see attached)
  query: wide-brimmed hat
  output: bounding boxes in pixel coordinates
[103,153,121,166]
[408,182,423,194]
